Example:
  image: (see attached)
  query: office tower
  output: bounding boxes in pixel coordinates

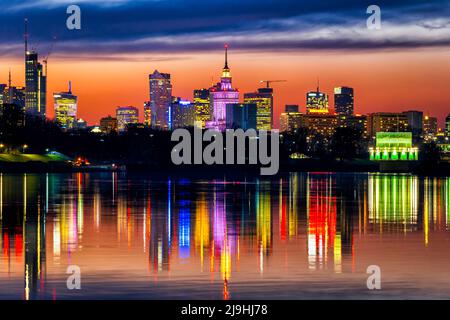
[226,103,257,130]
[116,106,139,132]
[285,105,299,113]
[207,45,239,131]
[306,87,329,115]
[446,114,450,137]
[171,98,195,129]
[144,101,151,126]
[244,87,273,131]
[302,114,338,138]
[53,82,77,130]
[402,110,423,136]
[367,113,409,138]
[25,50,47,116]
[100,115,118,134]
[280,112,302,132]
[423,115,438,139]
[149,70,172,130]
[25,21,47,117]
[334,87,354,115]
[338,114,368,138]
[193,89,211,128]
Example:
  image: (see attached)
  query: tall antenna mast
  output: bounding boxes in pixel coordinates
[8,69,12,104]
[24,18,28,55]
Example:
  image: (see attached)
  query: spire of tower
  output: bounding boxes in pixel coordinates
[69,81,72,94]
[221,44,232,82]
[224,44,229,69]
[317,77,320,92]
[8,68,11,87]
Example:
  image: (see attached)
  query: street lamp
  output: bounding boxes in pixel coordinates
[22,144,28,153]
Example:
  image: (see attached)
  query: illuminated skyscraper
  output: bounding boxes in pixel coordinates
[25,51,46,117]
[244,88,273,131]
[24,20,47,118]
[171,98,195,129]
[144,101,151,126]
[423,115,438,137]
[334,87,354,115]
[116,106,139,132]
[207,45,239,131]
[306,87,329,115]
[193,89,211,128]
[149,70,172,130]
[54,82,77,130]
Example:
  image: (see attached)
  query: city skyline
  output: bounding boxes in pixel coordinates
[0,0,449,128]
[2,48,449,129]
[2,1,450,305]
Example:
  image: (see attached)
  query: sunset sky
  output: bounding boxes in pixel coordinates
[0,0,449,127]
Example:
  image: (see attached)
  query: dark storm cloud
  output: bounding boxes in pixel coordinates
[0,0,449,58]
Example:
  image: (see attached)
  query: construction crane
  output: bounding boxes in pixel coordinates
[43,36,57,76]
[259,80,287,88]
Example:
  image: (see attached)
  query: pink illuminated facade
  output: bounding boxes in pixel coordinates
[206,45,239,131]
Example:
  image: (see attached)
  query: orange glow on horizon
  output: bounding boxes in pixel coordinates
[1,48,450,128]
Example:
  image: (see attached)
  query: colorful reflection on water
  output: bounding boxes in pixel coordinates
[0,172,450,300]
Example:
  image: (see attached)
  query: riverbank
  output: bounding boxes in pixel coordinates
[1,156,450,176]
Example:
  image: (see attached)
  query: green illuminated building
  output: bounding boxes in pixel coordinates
[369,132,418,161]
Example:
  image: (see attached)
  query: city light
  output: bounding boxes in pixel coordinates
[369,132,419,161]
[0,1,450,308]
